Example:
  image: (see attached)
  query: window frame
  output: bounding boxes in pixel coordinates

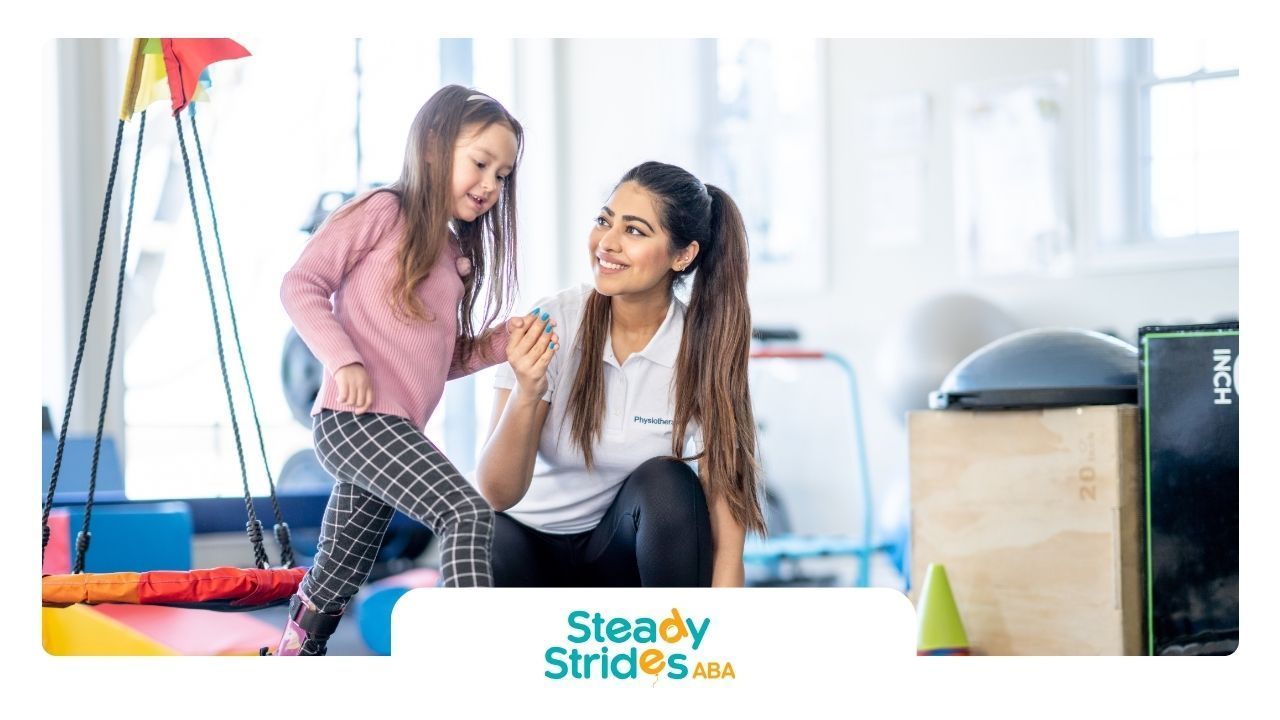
[1079,38,1239,274]
[700,38,831,296]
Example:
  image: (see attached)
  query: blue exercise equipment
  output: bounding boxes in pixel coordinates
[354,568,441,655]
[743,345,897,587]
[58,502,194,573]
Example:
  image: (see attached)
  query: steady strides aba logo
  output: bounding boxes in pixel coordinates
[544,608,735,682]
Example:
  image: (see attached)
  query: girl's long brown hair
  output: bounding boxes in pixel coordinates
[327,85,523,363]
[565,161,765,535]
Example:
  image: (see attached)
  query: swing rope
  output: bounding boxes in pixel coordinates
[43,104,297,575]
[42,117,127,563]
[173,108,272,570]
[187,103,295,568]
[72,110,150,573]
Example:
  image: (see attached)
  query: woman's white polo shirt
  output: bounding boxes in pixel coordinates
[491,284,700,534]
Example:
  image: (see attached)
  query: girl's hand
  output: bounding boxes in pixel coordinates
[506,309,559,399]
[334,362,374,413]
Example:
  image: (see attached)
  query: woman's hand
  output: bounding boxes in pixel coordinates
[334,362,374,413]
[476,309,559,512]
[505,309,559,399]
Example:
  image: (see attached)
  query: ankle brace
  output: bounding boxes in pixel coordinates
[288,594,344,656]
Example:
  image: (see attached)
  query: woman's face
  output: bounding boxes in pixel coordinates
[589,181,695,299]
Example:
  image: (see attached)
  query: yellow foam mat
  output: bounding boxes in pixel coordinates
[43,605,178,656]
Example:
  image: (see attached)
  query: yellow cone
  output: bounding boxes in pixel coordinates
[916,563,970,655]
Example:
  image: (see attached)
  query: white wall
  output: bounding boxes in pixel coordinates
[46,39,126,442]
[552,39,1239,540]
[770,39,1238,535]
[558,39,708,291]
[43,41,65,425]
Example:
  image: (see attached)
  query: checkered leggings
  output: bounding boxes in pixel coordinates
[300,410,494,612]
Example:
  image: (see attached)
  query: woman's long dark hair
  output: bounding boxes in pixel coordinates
[324,84,523,363]
[565,161,765,534]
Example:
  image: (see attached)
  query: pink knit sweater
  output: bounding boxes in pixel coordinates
[280,190,510,430]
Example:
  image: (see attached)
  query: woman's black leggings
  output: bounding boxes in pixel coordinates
[492,457,713,587]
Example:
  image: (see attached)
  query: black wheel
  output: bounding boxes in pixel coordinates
[277,449,333,494]
[281,329,324,428]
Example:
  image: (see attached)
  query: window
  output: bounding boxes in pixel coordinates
[1139,39,1239,241]
[704,39,827,295]
[1087,38,1238,268]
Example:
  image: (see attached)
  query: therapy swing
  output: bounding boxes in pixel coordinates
[42,38,306,611]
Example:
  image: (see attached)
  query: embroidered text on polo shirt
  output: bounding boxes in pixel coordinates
[634,416,673,426]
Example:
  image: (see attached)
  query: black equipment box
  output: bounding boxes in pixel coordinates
[1139,322,1239,655]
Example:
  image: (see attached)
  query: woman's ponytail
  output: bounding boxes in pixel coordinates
[673,183,765,535]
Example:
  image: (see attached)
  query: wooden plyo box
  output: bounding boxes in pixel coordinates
[908,405,1143,655]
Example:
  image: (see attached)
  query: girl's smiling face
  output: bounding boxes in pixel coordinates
[589,181,698,298]
[450,121,518,223]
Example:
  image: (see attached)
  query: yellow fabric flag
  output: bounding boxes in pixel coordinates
[118,38,147,121]
[120,38,173,121]
[133,50,173,116]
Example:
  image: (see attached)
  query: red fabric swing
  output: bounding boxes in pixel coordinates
[43,567,307,610]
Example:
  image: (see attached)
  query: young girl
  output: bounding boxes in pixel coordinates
[275,85,554,655]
